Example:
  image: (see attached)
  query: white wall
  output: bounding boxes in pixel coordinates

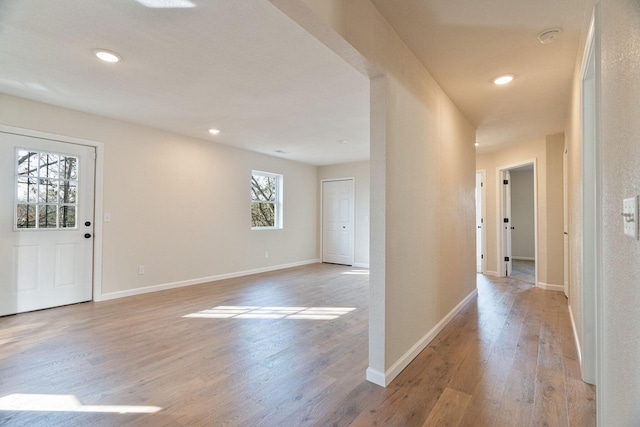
[0,93,319,299]
[273,0,476,385]
[567,1,640,424]
[318,161,370,267]
[510,169,535,259]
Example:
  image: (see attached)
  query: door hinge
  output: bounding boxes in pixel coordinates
[503,179,509,185]
[481,218,484,223]
[504,257,510,262]
[481,254,484,259]
[92,151,97,160]
[481,182,484,187]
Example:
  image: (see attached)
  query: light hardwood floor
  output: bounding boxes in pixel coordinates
[0,264,595,426]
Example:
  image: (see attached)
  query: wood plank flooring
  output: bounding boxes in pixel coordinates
[0,264,595,426]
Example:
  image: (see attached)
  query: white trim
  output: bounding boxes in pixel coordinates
[512,256,535,261]
[485,270,500,277]
[569,304,583,366]
[537,282,564,292]
[369,288,478,387]
[353,263,370,269]
[580,4,601,387]
[0,124,105,304]
[99,259,320,301]
[365,368,385,386]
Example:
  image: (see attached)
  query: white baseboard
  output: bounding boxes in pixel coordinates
[369,288,479,387]
[98,259,320,301]
[353,263,370,269]
[569,305,582,366]
[537,282,564,292]
[365,368,386,386]
[485,270,500,277]
[512,256,535,261]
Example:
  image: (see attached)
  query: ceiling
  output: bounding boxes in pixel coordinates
[371,0,595,153]
[0,0,595,164]
[0,0,370,166]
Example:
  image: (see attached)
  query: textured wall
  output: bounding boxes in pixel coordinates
[599,0,640,424]
[566,0,640,424]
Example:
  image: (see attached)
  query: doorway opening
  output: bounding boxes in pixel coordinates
[475,170,485,273]
[498,160,537,286]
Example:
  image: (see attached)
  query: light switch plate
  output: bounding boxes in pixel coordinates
[623,196,639,239]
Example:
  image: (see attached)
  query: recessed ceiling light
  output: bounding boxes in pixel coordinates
[338,140,350,144]
[208,129,220,135]
[493,75,514,85]
[474,142,480,147]
[93,49,120,63]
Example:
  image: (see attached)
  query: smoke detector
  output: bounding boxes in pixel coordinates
[538,28,561,44]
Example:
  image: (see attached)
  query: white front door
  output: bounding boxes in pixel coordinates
[322,179,354,266]
[0,132,95,316]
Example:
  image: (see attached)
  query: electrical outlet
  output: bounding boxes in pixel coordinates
[623,196,639,239]
[138,265,145,275]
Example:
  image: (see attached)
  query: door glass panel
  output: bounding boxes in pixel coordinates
[39,205,58,228]
[15,148,79,230]
[16,177,37,202]
[60,206,76,228]
[16,204,36,228]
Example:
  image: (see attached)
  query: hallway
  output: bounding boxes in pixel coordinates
[328,274,596,426]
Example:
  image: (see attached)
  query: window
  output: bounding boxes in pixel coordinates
[251,171,282,229]
[15,149,79,229]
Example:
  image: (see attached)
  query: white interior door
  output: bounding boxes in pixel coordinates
[0,132,95,316]
[502,170,512,276]
[322,179,354,266]
[475,172,484,273]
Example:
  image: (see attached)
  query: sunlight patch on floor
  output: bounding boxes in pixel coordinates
[0,394,162,414]
[341,270,369,275]
[183,306,356,320]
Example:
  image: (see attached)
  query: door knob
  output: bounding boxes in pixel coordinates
[84,233,92,239]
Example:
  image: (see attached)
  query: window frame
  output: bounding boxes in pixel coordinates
[250,170,283,230]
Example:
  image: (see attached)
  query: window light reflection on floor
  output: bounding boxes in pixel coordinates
[341,270,369,275]
[183,306,356,320]
[0,394,162,414]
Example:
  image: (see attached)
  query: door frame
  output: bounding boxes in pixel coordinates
[563,146,570,298]
[496,159,538,286]
[475,170,486,274]
[0,124,105,301]
[320,177,355,266]
[579,3,601,388]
